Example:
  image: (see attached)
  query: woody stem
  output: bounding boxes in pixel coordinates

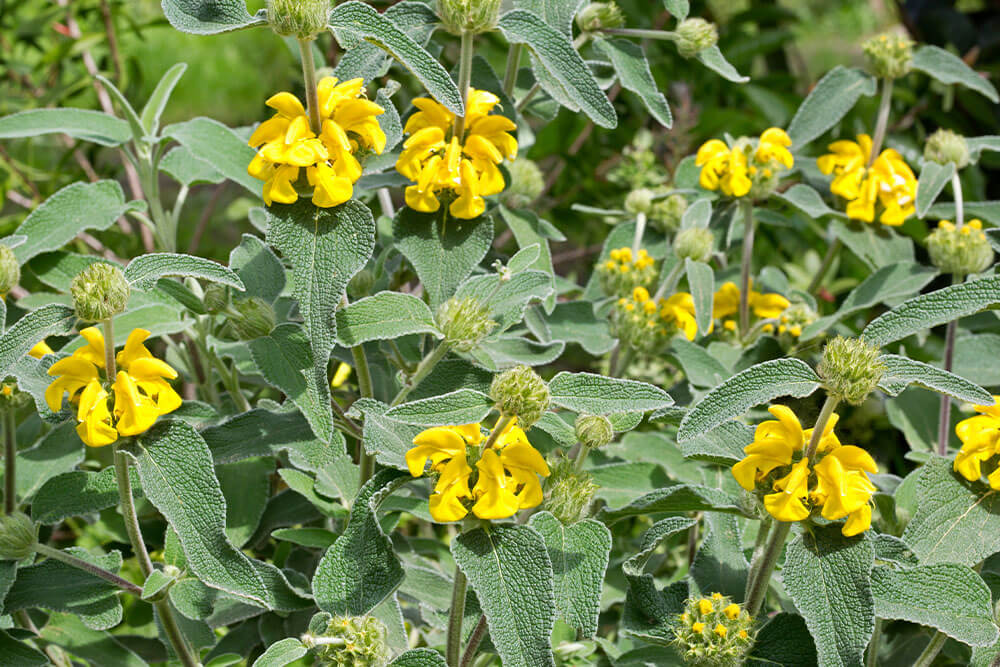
[298,38,322,134]
[868,78,893,166]
[453,30,474,139]
[738,199,755,338]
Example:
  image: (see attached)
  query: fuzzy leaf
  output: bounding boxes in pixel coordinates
[685,259,714,335]
[916,161,955,218]
[746,613,818,667]
[877,354,994,404]
[252,638,308,667]
[0,108,130,146]
[32,466,140,524]
[0,629,48,666]
[598,485,744,522]
[161,0,266,34]
[164,117,261,195]
[967,136,1000,163]
[548,372,673,415]
[788,66,877,146]
[596,38,671,128]
[390,649,449,666]
[775,183,840,219]
[0,304,76,377]
[690,513,749,601]
[384,389,493,426]
[541,302,616,356]
[228,233,286,303]
[335,291,440,346]
[124,252,245,290]
[695,46,749,83]
[333,1,439,82]
[912,45,999,103]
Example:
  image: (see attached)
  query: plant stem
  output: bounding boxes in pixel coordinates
[807,235,842,295]
[952,171,964,230]
[805,395,840,460]
[937,276,961,455]
[868,78,894,166]
[103,319,117,379]
[298,38,322,134]
[209,352,250,413]
[390,342,451,407]
[912,630,947,667]
[484,415,514,450]
[502,44,522,97]
[33,543,143,595]
[573,443,592,472]
[515,82,541,113]
[460,614,489,667]
[599,27,678,41]
[453,30,475,139]
[866,618,883,667]
[631,212,647,257]
[610,346,635,378]
[738,199,755,337]
[4,406,15,514]
[446,568,468,666]
[743,516,773,601]
[653,260,684,301]
[351,345,374,400]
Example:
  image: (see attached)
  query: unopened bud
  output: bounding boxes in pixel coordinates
[436,0,501,35]
[863,32,914,79]
[672,593,754,667]
[924,129,970,170]
[543,459,597,524]
[576,2,624,33]
[927,219,993,276]
[575,414,614,449]
[819,336,885,406]
[71,263,130,322]
[490,365,550,428]
[625,188,654,215]
[675,18,718,59]
[674,227,714,263]
[0,512,36,560]
[228,297,276,340]
[503,158,544,209]
[436,297,495,352]
[202,283,229,314]
[0,245,20,296]
[267,0,330,40]
[649,193,688,233]
[309,615,389,667]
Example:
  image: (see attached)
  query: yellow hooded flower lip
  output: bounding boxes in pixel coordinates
[954,396,1000,486]
[29,340,54,359]
[75,380,117,448]
[711,281,790,325]
[731,405,803,490]
[45,356,101,412]
[697,129,793,198]
[111,371,160,437]
[764,458,812,522]
[471,448,521,520]
[818,133,916,226]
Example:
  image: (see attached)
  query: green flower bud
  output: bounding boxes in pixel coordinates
[490,365,550,428]
[924,128,970,169]
[576,2,624,33]
[675,18,719,59]
[649,193,688,233]
[862,32,914,80]
[502,158,545,209]
[575,414,614,449]
[543,458,597,524]
[0,245,20,296]
[347,269,374,299]
[0,512,36,560]
[597,246,657,297]
[625,188,654,215]
[71,263,130,322]
[267,0,330,40]
[674,227,714,263]
[672,593,754,667]
[228,297,276,340]
[305,615,390,667]
[436,297,496,352]
[819,336,886,406]
[927,219,994,276]
[436,0,501,35]
[775,302,817,339]
[202,283,229,314]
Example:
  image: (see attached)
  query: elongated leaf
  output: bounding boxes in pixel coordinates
[202,407,334,466]
[0,629,47,666]
[329,1,462,114]
[548,372,673,415]
[161,0,267,34]
[912,45,999,103]
[32,467,140,524]
[313,469,410,615]
[40,612,145,666]
[690,513,749,601]
[598,484,744,522]
[861,275,1000,347]
[14,180,142,262]
[335,291,440,346]
[788,67,877,146]
[164,117,261,195]
[916,161,955,218]
[141,63,187,134]
[124,252,245,290]
[229,233,286,303]
[677,359,820,442]
[452,525,557,667]
[968,135,1000,163]
[746,613,819,667]
[529,512,611,638]
[695,46,748,83]
[775,183,839,219]
[468,336,565,371]
[454,269,554,335]
[541,301,616,356]
[390,649,448,666]
[832,219,914,270]
[347,399,423,471]
[596,38,671,128]
[499,9,616,128]
[334,1,439,82]
[782,525,874,667]
[252,638,308,667]
[384,389,493,426]
[662,0,689,19]
[0,304,76,377]
[0,108,130,146]
[871,564,998,646]
[685,259,714,335]
[878,354,993,404]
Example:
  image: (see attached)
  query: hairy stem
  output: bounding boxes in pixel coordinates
[34,543,143,596]
[446,568,468,666]
[298,38,322,134]
[599,27,678,41]
[573,443,592,472]
[453,30,475,139]
[912,630,947,667]
[103,319,117,379]
[4,406,15,514]
[391,342,451,407]
[460,614,489,667]
[631,212,647,257]
[502,44,522,97]
[952,170,964,230]
[866,618,883,667]
[738,199,755,337]
[807,235,842,295]
[868,78,894,166]
[937,275,961,455]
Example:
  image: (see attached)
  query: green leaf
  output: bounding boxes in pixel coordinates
[390,649,449,666]
[529,512,612,638]
[393,208,493,309]
[452,524,557,667]
[161,0,266,34]
[39,612,145,667]
[498,9,617,128]
[871,564,998,646]
[0,629,48,666]
[831,219,914,270]
[384,389,493,426]
[954,333,1000,387]
[0,108,130,146]
[164,117,261,195]
[677,359,821,442]
[203,407,331,467]
[333,1,439,82]
[219,457,273,548]
[141,63,187,134]
[775,183,840,219]
[249,323,334,444]
[539,302,615,355]
[468,336,565,371]
[14,180,142,262]
[347,399,423,471]
[695,46,749,83]
[598,484,745,523]
[787,66,877,146]
[141,570,175,602]
[228,233,286,303]
[6,421,83,504]
[548,372,673,415]
[252,638,308,667]
[662,0,689,20]
[335,291,439,347]
[916,161,955,218]
[32,466,140,524]
[746,613,819,667]
[929,200,1000,226]
[271,527,338,549]
[0,304,76,377]
[328,1,463,114]
[902,457,1000,566]
[690,513,748,601]
[877,354,994,404]
[862,275,1000,347]
[454,269,554,335]
[678,420,754,465]
[590,462,672,508]
[124,252,245,290]
[967,135,1000,163]
[912,45,999,103]
[669,339,730,388]
[160,146,224,187]
[596,38,671,128]
[685,259,714,335]
[313,469,410,615]
[782,525,875,667]
[266,199,375,402]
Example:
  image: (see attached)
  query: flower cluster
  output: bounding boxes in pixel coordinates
[248,77,386,208]
[672,593,753,667]
[614,286,698,351]
[926,219,993,276]
[597,247,656,295]
[46,328,181,447]
[774,302,816,338]
[396,88,517,219]
[731,406,877,536]
[695,128,793,199]
[406,418,550,522]
[953,397,1000,489]
[817,134,917,226]
[712,281,790,333]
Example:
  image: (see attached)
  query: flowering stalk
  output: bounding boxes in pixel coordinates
[738,199,755,337]
[446,567,468,666]
[631,212,647,257]
[103,319,117,378]
[4,406,14,514]
[912,630,947,667]
[33,543,144,596]
[502,44,522,97]
[298,38,322,134]
[938,275,961,456]
[867,79,894,167]
[866,618,883,667]
[391,342,452,407]
[952,171,965,230]
[453,30,475,139]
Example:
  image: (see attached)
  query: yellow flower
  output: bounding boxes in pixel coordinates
[755,128,793,168]
[712,281,791,330]
[713,624,728,638]
[692,622,705,633]
[117,329,182,416]
[731,405,804,490]
[659,293,698,341]
[698,598,713,615]
[397,88,517,219]
[28,340,54,359]
[817,134,917,226]
[812,446,878,520]
[248,77,385,208]
[696,128,793,198]
[764,458,812,522]
[331,362,352,389]
[954,398,1000,489]
[723,604,741,620]
[75,381,117,448]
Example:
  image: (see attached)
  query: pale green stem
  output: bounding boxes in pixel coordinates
[34,543,143,595]
[938,274,961,456]
[868,78,894,166]
[453,30,475,139]
[460,615,489,667]
[390,342,451,407]
[4,406,15,514]
[600,27,678,41]
[866,618,883,667]
[743,516,773,601]
[631,212,647,257]
[653,260,684,301]
[446,568,468,667]
[515,83,541,113]
[912,631,947,667]
[209,352,250,413]
[952,171,964,230]
[610,345,635,379]
[807,235,842,295]
[298,38,321,134]
[502,44,522,97]
[351,345,374,400]
[573,443,592,472]
[102,319,117,379]
[485,415,514,450]
[738,199,755,337]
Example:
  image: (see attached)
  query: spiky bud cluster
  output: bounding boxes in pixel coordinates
[0,512,36,560]
[436,297,496,352]
[436,0,501,35]
[0,245,20,296]
[543,459,597,524]
[70,263,130,322]
[624,188,654,215]
[304,615,390,667]
[267,0,330,39]
[924,129,970,170]
[674,227,714,263]
[576,2,624,33]
[675,18,718,58]
[863,32,914,79]
[649,193,688,233]
[575,414,614,450]
[775,302,817,338]
[927,219,993,276]
[503,158,545,209]
[228,297,276,340]
[490,365,550,428]
[597,247,657,296]
[819,336,886,406]
[672,594,754,667]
